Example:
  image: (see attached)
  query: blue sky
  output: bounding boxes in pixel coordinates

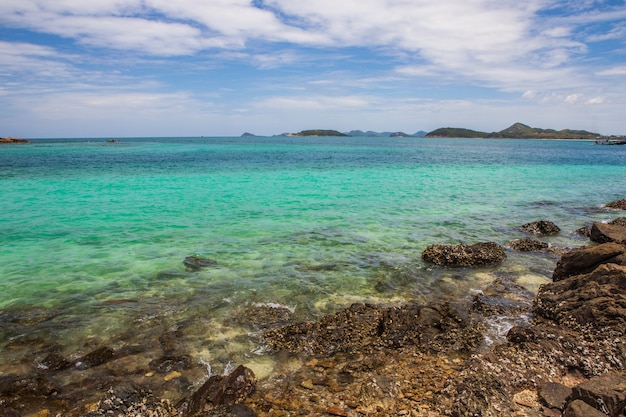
[1,0,626,137]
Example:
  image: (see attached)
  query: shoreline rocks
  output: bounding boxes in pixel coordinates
[0,137,29,144]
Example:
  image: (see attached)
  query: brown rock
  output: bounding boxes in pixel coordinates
[539,381,572,410]
[77,346,114,368]
[590,222,626,244]
[570,371,626,417]
[551,242,626,281]
[606,199,626,210]
[563,399,606,417]
[520,220,561,236]
[183,256,217,271]
[609,217,626,228]
[536,263,626,328]
[421,242,506,267]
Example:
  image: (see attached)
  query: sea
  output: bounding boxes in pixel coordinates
[1,136,625,383]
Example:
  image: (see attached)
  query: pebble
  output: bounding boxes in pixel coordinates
[164,370,182,381]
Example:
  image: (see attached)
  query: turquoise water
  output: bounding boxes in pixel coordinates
[1,136,625,377]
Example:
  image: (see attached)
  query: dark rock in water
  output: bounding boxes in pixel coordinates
[609,217,626,227]
[184,256,217,271]
[575,225,592,237]
[569,371,626,417]
[178,365,256,417]
[421,242,506,267]
[606,199,626,210]
[39,352,71,371]
[506,237,549,252]
[519,220,561,236]
[0,373,61,398]
[552,242,626,281]
[77,346,114,369]
[537,263,626,328]
[148,355,192,373]
[539,381,572,410]
[590,221,626,244]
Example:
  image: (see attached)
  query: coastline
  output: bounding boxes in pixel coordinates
[2,201,625,416]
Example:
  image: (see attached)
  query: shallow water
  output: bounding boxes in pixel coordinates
[1,136,625,379]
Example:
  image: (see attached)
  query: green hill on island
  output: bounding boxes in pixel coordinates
[294,129,349,137]
[426,123,601,139]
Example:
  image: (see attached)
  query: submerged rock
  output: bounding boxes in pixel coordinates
[76,346,114,369]
[183,256,217,271]
[421,242,506,267]
[519,220,561,236]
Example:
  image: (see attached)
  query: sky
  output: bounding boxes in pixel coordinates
[1,0,626,137]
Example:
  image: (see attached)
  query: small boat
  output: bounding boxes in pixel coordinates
[594,137,626,145]
[106,138,120,143]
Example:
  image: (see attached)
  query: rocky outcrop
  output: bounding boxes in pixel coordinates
[606,199,626,210]
[552,242,626,281]
[519,220,561,235]
[421,242,506,267]
[590,221,626,244]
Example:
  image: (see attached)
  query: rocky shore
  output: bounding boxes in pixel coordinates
[2,202,626,416]
[0,137,29,144]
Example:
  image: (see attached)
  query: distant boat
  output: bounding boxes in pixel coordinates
[106,139,120,143]
[594,137,626,145]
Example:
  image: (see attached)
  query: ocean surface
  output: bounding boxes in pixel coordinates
[1,136,625,380]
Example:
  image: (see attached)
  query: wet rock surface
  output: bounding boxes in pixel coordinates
[591,221,626,244]
[520,220,561,235]
[506,237,549,252]
[421,241,506,267]
[606,199,626,210]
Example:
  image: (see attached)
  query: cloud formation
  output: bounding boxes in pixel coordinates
[0,0,625,136]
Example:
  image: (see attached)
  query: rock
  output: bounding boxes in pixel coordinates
[563,399,607,417]
[536,263,626,328]
[539,381,572,410]
[609,217,626,228]
[0,137,29,144]
[229,303,294,331]
[421,242,506,267]
[519,220,561,236]
[82,382,174,416]
[148,355,192,373]
[569,371,626,417]
[38,353,71,371]
[590,221,626,244]
[178,365,256,417]
[0,374,61,398]
[76,346,114,369]
[158,329,184,354]
[551,242,626,281]
[575,225,592,237]
[202,405,257,416]
[606,199,626,210]
[506,237,549,252]
[183,256,217,271]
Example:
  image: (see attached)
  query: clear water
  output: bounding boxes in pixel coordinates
[1,136,625,376]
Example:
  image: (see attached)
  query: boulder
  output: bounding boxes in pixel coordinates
[536,263,626,328]
[539,381,572,410]
[506,237,549,252]
[183,256,217,271]
[519,220,561,236]
[551,242,626,281]
[609,217,626,228]
[178,365,256,417]
[563,399,607,417]
[569,371,626,417]
[421,242,506,267]
[606,199,626,210]
[590,221,626,244]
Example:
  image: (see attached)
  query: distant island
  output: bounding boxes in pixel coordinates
[426,123,605,140]
[0,137,29,144]
[278,129,350,137]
